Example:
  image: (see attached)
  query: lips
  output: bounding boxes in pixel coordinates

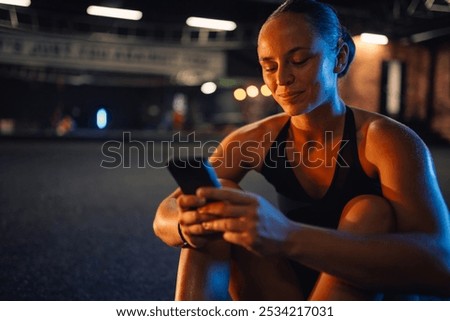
[277,91,304,100]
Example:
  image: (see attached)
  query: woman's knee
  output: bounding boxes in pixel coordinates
[338,195,396,234]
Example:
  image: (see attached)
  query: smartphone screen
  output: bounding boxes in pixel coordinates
[167,156,221,194]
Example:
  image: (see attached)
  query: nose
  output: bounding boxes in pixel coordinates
[276,65,294,86]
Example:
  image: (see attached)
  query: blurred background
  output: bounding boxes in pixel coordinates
[0,0,449,300]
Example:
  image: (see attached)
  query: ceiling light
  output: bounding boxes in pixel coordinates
[360,33,389,45]
[0,0,31,7]
[87,5,143,21]
[186,17,237,31]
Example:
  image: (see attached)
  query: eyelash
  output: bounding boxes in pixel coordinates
[262,57,310,73]
[293,57,310,65]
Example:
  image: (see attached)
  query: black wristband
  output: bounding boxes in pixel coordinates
[177,223,190,248]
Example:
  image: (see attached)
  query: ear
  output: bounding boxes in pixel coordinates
[334,42,349,74]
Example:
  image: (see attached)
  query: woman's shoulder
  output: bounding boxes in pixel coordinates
[223,112,290,143]
[351,107,423,142]
[212,113,289,171]
[350,106,429,163]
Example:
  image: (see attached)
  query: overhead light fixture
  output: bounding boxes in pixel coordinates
[87,5,143,21]
[186,17,237,31]
[360,33,389,45]
[0,0,31,7]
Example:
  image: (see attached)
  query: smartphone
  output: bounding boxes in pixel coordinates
[167,156,221,195]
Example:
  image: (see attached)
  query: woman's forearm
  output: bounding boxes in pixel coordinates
[284,225,450,296]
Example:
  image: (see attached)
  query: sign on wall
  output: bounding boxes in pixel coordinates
[0,31,226,85]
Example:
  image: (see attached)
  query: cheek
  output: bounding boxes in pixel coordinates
[262,74,276,92]
[307,58,335,91]
[319,56,336,80]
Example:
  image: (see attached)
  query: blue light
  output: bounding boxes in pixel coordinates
[96,108,107,129]
[205,262,231,300]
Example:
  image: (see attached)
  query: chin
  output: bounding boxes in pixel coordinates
[280,103,313,117]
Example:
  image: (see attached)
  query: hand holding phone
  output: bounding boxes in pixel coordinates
[167,156,222,249]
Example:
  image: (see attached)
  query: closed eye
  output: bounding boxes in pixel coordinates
[260,62,277,73]
[292,56,311,66]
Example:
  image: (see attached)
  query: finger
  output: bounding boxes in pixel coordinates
[197,187,257,205]
[177,194,206,210]
[181,222,216,236]
[178,224,216,249]
[197,202,253,218]
[202,217,247,233]
[179,210,218,225]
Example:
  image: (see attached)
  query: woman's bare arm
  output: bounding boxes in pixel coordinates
[153,188,184,247]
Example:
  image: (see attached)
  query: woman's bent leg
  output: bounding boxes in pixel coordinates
[309,195,396,300]
[229,246,305,300]
[175,239,231,300]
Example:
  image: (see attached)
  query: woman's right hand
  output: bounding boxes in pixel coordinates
[177,193,222,248]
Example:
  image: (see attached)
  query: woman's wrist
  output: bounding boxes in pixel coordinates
[281,222,305,260]
[177,222,191,248]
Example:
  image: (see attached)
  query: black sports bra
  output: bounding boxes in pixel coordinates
[259,106,382,297]
[260,106,381,227]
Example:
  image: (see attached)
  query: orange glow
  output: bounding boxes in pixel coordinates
[246,85,259,98]
[233,88,246,101]
[261,84,272,97]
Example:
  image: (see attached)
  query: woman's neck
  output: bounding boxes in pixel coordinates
[289,100,346,141]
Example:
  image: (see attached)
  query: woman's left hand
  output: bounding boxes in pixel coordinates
[196,187,296,256]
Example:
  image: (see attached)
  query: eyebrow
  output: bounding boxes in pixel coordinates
[258,46,311,62]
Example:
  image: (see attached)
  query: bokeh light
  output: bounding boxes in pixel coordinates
[246,85,259,98]
[200,81,217,94]
[233,88,246,101]
[261,84,272,97]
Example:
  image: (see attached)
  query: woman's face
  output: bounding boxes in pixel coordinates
[257,12,338,116]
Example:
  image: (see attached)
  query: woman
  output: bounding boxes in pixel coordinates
[153,0,450,300]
